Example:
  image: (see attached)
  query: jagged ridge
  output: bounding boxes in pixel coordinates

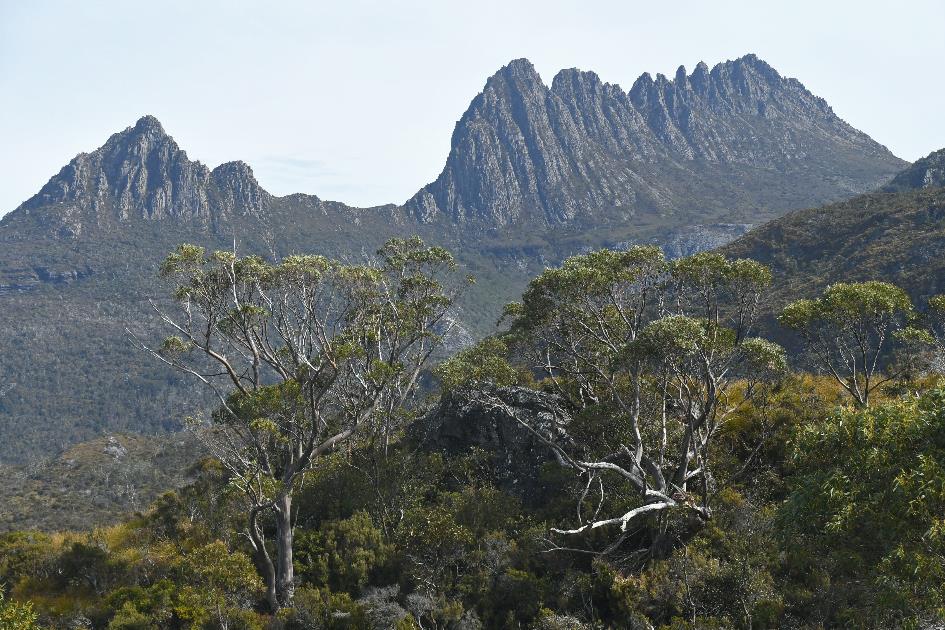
[0,54,915,464]
[407,55,904,226]
[18,116,271,233]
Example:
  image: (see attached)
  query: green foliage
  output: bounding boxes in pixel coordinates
[106,601,154,629]
[929,295,945,313]
[294,512,392,594]
[8,240,945,629]
[512,245,666,335]
[502,246,783,560]
[672,251,772,294]
[153,236,464,609]
[780,281,916,405]
[434,337,526,390]
[779,388,945,626]
[0,590,40,629]
[632,315,721,357]
[172,539,267,622]
[6,376,945,628]
[780,281,912,330]
[739,337,789,375]
[276,586,366,629]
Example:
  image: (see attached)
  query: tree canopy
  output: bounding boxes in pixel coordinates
[7,244,945,629]
[779,281,915,405]
[140,236,463,610]
[488,248,785,556]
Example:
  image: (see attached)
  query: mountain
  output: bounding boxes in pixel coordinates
[722,148,945,316]
[19,115,270,228]
[0,432,202,532]
[0,54,907,465]
[882,147,945,192]
[406,55,903,228]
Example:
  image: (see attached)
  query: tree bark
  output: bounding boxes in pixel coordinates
[249,509,278,612]
[274,493,295,608]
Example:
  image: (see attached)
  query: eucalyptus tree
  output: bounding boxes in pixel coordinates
[491,248,784,556]
[138,237,462,610]
[779,281,914,406]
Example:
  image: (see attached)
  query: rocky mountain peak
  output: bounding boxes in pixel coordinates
[406,54,903,227]
[490,57,542,83]
[211,160,271,215]
[212,159,256,181]
[100,115,180,164]
[732,53,778,74]
[690,61,710,93]
[550,67,605,95]
[15,116,270,230]
[478,58,546,105]
[628,54,786,117]
[132,114,166,134]
[882,148,945,192]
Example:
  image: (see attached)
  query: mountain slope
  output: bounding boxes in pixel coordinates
[882,147,945,192]
[722,149,945,312]
[0,432,202,532]
[0,54,908,465]
[407,55,904,227]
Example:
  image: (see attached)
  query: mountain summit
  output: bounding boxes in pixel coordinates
[18,115,270,234]
[0,54,913,464]
[7,56,905,239]
[406,54,904,227]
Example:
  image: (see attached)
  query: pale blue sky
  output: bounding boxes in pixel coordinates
[2,0,943,216]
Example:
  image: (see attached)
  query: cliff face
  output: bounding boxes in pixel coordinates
[406,55,905,227]
[16,116,270,236]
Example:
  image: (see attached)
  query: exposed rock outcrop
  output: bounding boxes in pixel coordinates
[657,223,754,259]
[18,116,270,228]
[406,55,905,227]
[883,148,945,192]
[417,386,572,500]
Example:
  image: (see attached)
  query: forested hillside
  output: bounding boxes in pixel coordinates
[723,150,945,314]
[5,53,945,630]
[3,237,944,629]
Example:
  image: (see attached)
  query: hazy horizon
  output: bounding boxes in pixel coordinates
[2,0,944,217]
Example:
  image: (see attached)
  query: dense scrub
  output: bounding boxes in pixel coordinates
[3,377,943,628]
[3,243,945,629]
